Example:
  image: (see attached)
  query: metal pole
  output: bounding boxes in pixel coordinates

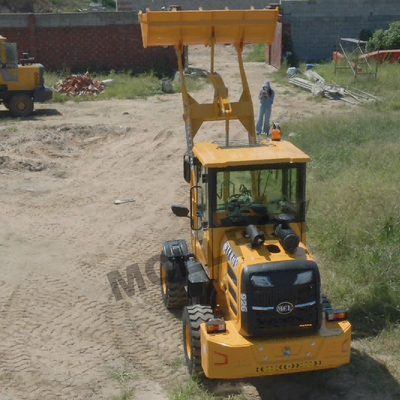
[225,118,229,147]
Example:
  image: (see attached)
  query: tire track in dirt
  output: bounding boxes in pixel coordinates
[0,120,189,398]
[77,238,187,383]
[0,273,128,399]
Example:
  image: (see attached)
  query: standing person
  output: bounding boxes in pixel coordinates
[255,81,275,135]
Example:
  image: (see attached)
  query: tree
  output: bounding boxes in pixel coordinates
[368,21,400,51]
[384,21,400,49]
[103,0,116,10]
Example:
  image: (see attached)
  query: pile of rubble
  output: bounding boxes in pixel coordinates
[286,68,378,104]
[52,72,106,96]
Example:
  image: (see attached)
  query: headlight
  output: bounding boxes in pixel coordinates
[294,270,313,285]
[251,275,274,287]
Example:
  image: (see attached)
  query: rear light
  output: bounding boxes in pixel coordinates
[326,309,346,322]
[206,319,226,333]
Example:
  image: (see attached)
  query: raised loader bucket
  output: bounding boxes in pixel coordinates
[139,8,279,152]
[139,8,279,48]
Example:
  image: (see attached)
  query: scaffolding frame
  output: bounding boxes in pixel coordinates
[334,37,379,79]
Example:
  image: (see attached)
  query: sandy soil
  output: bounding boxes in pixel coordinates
[0,45,386,400]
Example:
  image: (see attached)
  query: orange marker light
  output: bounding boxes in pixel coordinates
[271,128,280,141]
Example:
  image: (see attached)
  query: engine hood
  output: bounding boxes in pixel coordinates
[222,226,314,268]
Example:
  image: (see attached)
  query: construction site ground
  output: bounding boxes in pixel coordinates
[0,45,379,400]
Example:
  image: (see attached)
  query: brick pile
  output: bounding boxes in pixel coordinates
[52,72,106,96]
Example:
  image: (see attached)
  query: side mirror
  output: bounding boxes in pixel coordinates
[171,205,190,217]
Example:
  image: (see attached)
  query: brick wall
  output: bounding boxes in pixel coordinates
[0,12,177,73]
[1,0,399,72]
[266,20,282,68]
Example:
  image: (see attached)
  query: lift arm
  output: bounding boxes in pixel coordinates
[139,8,278,153]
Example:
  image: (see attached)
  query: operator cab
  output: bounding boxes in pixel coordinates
[212,163,305,228]
[185,141,310,249]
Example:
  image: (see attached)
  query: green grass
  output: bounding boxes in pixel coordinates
[268,57,400,382]
[283,95,400,379]
[108,364,135,384]
[45,71,205,103]
[244,43,266,62]
[167,375,246,400]
[110,389,134,400]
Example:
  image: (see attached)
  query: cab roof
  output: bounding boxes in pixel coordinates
[193,140,311,168]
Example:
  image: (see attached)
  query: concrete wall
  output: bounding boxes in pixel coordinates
[117,0,269,11]
[1,0,399,72]
[0,12,177,72]
[281,0,400,62]
[118,0,400,61]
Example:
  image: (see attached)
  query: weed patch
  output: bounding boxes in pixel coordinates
[284,104,400,379]
[45,71,206,103]
[245,43,266,62]
[168,375,246,400]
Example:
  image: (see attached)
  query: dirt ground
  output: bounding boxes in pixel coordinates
[0,45,384,400]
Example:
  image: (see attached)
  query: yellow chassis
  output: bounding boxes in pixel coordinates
[200,320,351,379]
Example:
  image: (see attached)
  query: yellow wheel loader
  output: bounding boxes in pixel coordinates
[0,36,52,117]
[139,7,351,379]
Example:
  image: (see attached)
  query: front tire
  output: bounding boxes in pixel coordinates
[182,305,214,375]
[160,257,186,309]
[9,93,34,117]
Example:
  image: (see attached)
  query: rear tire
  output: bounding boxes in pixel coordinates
[160,257,186,309]
[3,99,10,110]
[182,305,214,375]
[9,93,33,117]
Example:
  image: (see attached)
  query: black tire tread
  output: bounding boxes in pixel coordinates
[160,259,187,309]
[183,305,214,375]
[9,93,34,117]
[164,281,187,309]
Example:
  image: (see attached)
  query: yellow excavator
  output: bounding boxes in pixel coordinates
[0,35,52,117]
[139,7,351,379]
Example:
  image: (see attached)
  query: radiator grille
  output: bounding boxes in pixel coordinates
[249,271,318,335]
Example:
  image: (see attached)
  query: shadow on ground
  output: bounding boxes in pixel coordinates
[32,108,62,117]
[204,348,400,400]
[347,290,400,339]
[0,108,62,119]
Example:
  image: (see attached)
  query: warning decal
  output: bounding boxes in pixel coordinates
[256,360,322,373]
[222,240,239,269]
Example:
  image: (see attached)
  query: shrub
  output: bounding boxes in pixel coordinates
[368,21,400,51]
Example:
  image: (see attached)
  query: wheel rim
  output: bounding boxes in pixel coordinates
[17,101,27,111]
[185,324,192,360]
[161,264,167,295]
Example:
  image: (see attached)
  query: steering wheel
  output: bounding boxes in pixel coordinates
[217,180,236,199]
[228,192,254,210]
